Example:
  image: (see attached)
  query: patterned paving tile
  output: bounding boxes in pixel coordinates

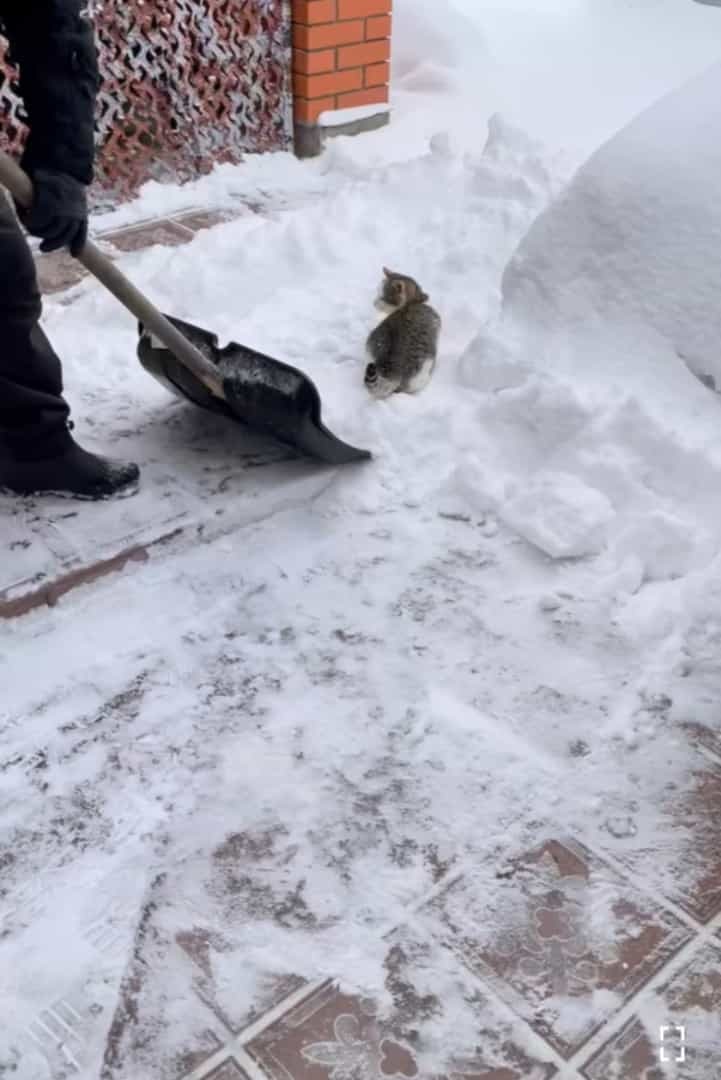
[580,942,721,1079]
[386,932,557,1079]
[0,412,322,619]
[34,207,240,296]
[0,479,188,619]
[35,247,87,293]
[203,1060,254,1080]
[173,1031,229,1079]
[98,851,311,1078]
[37,223,193,297]
[246,979,557,1079]
[441,1067,555,1080]
[682,719,721,761]
[176,924,306,1034]
[103,951,229,1080]
[437,1048,558,1078]
[173,209,236,232]
[248,988,419,1080]
[103,217,193,251]
[609,756,721,924]
[418,839,692,1059]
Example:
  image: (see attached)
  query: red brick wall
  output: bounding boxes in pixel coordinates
[292,0,391,126]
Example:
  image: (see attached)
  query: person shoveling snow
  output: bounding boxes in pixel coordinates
[0,1,371,504]
[0,0,140,500]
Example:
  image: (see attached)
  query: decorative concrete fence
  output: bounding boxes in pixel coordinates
[0,0,391,207]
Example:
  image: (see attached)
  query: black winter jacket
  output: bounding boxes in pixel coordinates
[0,0,99,185]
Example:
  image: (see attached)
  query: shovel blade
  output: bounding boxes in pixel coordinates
[137,316,371,466]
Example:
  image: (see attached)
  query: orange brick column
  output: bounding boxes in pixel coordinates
[292,0,392,157]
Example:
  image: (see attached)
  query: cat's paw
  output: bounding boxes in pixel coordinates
[364,362,399,399]
[364,362,378,386]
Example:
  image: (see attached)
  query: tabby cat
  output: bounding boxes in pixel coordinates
[364,268,441,399]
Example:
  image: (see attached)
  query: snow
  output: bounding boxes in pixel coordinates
[397,0,721,168]
[317,104,391,129]
[500,59,721,388]
[3,1,721,1077]
[500,472,616,560]
[91,153,333,233]
[465,58,721,600]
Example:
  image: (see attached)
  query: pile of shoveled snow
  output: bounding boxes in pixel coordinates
[500,59,721,389]
[456,60,721,674]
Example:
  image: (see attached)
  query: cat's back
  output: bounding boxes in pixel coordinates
[386,300,441,342]
[387,301,441,392]
[365,268,442,397]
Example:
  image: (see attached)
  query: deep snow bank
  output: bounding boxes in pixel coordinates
[501,60,721,389]
[457,62,721,614]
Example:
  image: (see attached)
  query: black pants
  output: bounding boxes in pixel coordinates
[0,194,71,460]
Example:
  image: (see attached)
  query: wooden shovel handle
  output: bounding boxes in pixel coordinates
[0,149,224,397]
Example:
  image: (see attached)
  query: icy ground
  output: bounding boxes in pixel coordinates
[3,2,721,1077]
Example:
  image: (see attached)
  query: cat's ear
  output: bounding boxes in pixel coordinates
[383,266,396,279]
[418,290,429,303]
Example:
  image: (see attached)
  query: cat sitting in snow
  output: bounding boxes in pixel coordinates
[364,268,441,399]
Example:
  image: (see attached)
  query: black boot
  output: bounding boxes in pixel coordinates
[0,434,140,500]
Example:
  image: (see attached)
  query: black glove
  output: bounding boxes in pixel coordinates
[19,169,89,256]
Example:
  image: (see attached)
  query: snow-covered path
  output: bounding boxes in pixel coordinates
[1,430,705,1076]
[3,3,721,1078]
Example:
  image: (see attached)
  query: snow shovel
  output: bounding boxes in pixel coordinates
[0,151,371,466]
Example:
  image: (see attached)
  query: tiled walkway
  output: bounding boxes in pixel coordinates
[8,213,721,1080]
[1,206,269,621]
[100,811,721,1079]
[35,209,234,297]
[90,709,721,1079]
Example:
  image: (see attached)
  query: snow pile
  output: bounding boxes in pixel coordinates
[501,60,721,387]
[458,62,721,623]
[92,153,333,232]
